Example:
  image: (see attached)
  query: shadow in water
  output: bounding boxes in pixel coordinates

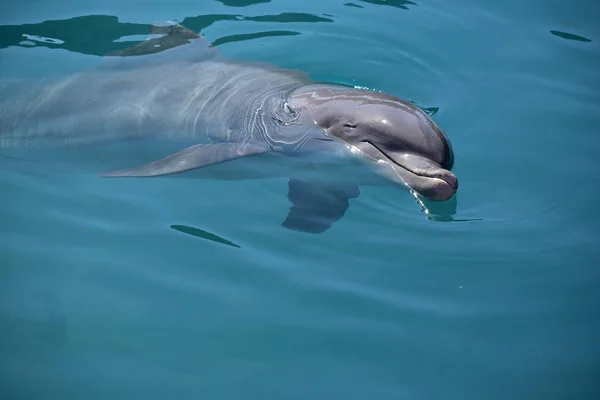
[0,12,333,57]
[550,30,592,43]
[357,0,417,10]
[282,179,360,234]
[170,225,241,248]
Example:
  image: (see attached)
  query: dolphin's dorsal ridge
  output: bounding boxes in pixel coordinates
[102,23,218,69]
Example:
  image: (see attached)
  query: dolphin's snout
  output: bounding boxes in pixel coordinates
[389,162,458,201]
[423,170,458,201]
[388,153,458,201]
[352,141,459,201]
[438,169,458,192]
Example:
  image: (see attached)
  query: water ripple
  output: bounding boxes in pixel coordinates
[2,3,599,399]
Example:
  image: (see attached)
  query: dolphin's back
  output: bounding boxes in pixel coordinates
[1,72,160,148]
[0,57,312,149]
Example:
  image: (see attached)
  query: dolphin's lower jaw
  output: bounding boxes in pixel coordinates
[352,141,458,201]
[409,173,457,201]
[388,162,458,201]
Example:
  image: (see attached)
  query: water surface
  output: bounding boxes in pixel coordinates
[1,0,599,399]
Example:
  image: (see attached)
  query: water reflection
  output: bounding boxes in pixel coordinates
[343,3,364,8]
[170,225,241,248]
[0,12,333,57]
[550,30,592,43]
[0,15,147,56]
[213,30,300,47]
[413,195,482,222]
[357,0,417,10]
[243,12,333,23]
[215,0,271,6]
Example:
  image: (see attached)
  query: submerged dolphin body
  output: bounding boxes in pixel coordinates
[0,25,458,233]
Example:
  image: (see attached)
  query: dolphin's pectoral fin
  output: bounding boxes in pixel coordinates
[282,179,360,234]
[101,143,269,177]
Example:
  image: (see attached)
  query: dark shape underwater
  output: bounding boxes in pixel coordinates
[549,30,592,43]
[283,179,360,233]
[357,0,417,10]
[170,225,241,248]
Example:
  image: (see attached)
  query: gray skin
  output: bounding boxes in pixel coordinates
[0,25,457,232]
[286,84,456,201]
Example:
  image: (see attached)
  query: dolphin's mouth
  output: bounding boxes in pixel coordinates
[355,141,458,201]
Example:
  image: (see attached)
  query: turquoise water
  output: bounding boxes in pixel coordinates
[1,0,599,398]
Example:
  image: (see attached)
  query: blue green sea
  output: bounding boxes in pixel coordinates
[1,0,599,399]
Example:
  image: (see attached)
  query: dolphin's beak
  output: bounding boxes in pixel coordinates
[355,142,458,201]
[387,156,458,201]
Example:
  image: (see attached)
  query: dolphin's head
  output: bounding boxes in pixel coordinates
[287,84,457,201]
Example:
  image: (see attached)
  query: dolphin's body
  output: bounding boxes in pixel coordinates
[0,25,458,233]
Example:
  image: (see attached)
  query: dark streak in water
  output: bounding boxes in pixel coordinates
[215,0,271,6]
[358,0,417,10]
[213,30,301,47]
[245,13,334,23]
[550,30,592,43]
[344,3,365,8]
[170,225,241,248]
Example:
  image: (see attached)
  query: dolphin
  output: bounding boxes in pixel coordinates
[0,24,457,233]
